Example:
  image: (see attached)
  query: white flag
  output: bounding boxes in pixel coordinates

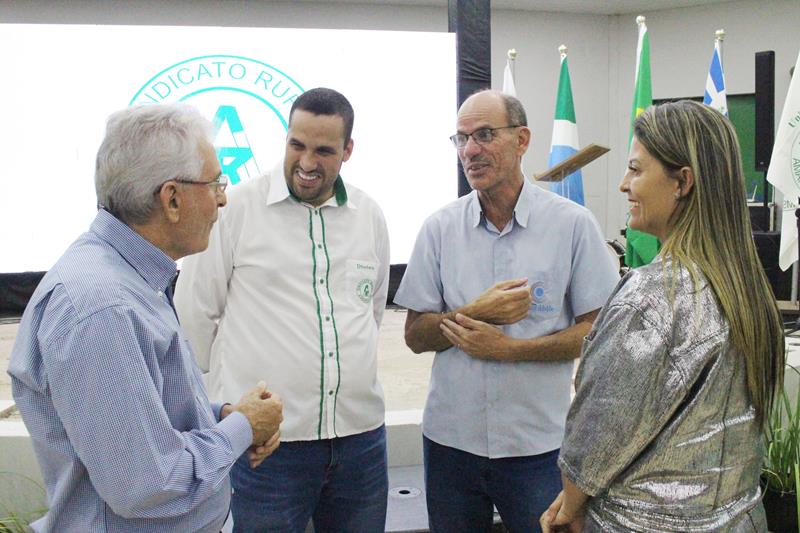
[766,49,800,271]
[503,58,516,96]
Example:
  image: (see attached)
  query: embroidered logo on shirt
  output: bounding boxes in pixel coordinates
[531,281,556,313]
[356,278,374,303]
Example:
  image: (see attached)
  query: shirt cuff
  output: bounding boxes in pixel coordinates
[216,411,253,458]
[210,402,224,421]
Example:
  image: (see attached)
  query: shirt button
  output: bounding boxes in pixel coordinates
[325,316,331,322]
[319,278,325,285]
[317,243,322,249]
[328,390,334,395]
[314,209,319,215]
[328,351,334,357]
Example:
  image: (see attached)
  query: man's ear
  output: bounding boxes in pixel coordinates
[517,127,531,156]
[157,181,182,223]
[342,138,354,163]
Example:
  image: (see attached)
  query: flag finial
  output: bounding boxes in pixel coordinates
[636,15,646,25]
[507,48,517,60]
[715,29,725,41]
[558,45,567,56]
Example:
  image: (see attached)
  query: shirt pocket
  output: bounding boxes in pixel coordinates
[346,258,379,306]
[528,271,560,320]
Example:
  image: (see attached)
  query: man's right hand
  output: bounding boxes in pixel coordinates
[233,382,283,446]
[463,278,531,325]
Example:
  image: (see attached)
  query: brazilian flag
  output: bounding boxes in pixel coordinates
[626,16,660,268]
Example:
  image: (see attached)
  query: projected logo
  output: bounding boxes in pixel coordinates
[130,55,305,185]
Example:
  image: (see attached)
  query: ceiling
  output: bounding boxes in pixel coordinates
[299,0,735,15]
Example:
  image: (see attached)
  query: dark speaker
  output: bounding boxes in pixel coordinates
[755,51,775,171]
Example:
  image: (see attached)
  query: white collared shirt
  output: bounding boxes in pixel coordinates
[175,163,390,441]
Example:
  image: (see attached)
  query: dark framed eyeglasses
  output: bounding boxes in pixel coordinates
[171,174,228,194]
[449,125,521,148]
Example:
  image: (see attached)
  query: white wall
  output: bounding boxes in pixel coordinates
[2,0,799,241]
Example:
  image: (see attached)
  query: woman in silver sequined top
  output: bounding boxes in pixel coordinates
[540,100,785,532]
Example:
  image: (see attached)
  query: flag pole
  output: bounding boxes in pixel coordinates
[507,48,517,80]
[558,45,568,199]
[715,29,725,67]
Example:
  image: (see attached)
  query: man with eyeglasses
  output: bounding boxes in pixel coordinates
[8,103,284,533]
[175,88,390,533]
[394,90,618,533]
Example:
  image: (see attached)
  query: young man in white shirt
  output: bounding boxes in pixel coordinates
[175,88,390,533]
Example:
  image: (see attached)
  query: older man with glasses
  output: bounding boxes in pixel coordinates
[8,103,283,533]
[394,90,618,533]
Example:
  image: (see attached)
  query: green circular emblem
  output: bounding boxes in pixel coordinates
[356,279,374,303]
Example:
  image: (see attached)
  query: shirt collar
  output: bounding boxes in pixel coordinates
[91,209,177,293]
[468,177,534,229]
[266,160,355,209]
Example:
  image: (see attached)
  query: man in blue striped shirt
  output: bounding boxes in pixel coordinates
[7,104,283,533]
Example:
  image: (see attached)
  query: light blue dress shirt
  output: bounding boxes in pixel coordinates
[394,179,619,458]
[8,209,253,533]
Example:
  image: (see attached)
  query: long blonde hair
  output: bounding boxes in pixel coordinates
[633,100,784,424]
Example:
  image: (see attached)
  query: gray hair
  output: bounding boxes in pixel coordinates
[468,89,528,127]
[95,103,214,225]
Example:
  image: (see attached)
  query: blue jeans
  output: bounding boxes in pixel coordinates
[231,425,388,533]
[423,436,562,533]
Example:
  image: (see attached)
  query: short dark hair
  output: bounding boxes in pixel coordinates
[289,87,355,144]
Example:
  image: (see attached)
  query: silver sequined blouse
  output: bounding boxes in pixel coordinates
[559,257,767,532]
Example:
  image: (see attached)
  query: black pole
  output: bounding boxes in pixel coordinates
[448,0,491,198]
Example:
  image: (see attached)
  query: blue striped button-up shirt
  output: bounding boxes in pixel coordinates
[8,209,253,533]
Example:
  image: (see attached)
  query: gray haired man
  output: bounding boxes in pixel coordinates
[8,103,283,532]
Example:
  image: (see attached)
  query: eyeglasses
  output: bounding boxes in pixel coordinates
[449,126,521,148]
[173,174,228,194]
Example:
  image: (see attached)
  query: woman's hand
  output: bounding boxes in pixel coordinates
[540,491,585,533]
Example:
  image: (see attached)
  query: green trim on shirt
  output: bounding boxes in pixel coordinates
[308,208,326,439]
[319,210,342,437]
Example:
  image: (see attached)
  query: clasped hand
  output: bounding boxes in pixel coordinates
[232,381,283,468]
[440,278,531,360]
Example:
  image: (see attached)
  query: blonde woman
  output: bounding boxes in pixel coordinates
[541,100,784,532]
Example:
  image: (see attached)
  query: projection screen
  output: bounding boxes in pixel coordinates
[0,24,457,271]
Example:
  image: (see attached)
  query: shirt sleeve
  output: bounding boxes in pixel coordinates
[393,217,445,313]
[43,305,251,519]
[567,209,620,317]
[371,206,391,328]
[558,300,685,496]
[174,212,234,372]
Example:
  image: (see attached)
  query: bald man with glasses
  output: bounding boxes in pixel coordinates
[394,90,618,533]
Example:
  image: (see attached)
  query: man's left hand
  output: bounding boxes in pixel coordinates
[440,313,513,361]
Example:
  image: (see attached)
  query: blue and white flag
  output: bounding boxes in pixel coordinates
[703,32,728,116]
[548,47,584,205]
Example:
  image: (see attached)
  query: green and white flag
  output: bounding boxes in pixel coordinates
[767,49,800,271]
[625,15,660,268]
